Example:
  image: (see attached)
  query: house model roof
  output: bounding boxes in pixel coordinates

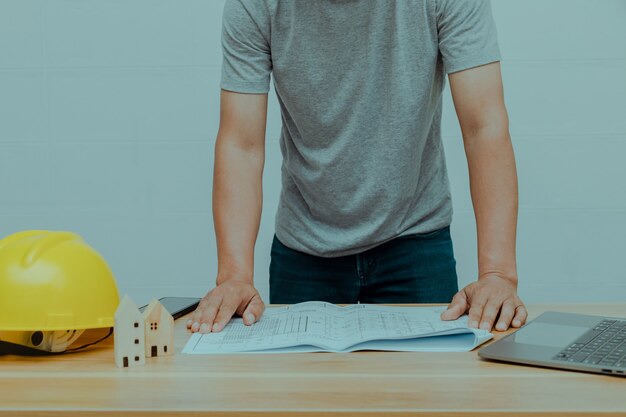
[115,295,143,321]
[142,299,173,324]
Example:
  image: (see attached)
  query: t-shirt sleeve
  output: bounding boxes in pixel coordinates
[436,0,500,74]
[220,0,272,93]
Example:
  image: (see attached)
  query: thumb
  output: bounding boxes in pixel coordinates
[440,291,468,321]
[242,295,265,326]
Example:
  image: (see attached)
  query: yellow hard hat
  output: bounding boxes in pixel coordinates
[0,230,120,352]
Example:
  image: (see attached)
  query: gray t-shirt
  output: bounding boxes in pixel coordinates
[220,0,500,257]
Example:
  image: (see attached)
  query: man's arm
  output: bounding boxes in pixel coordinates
[187,89,268,333]
[440,62,528,331]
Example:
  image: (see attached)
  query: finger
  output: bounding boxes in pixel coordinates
[242,296,265,325]
[211,302,239,333]
[479,299,504,331]
[495,300,517,331]
[440,292,468,320]
[511,304,528,328]
[188,303,205,331]
[194,297,221,333]
[185,304,199,329]
[189,293,213,332]
[467,296,487,329]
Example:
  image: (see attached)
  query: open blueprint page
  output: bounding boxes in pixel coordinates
[182,302,492,354]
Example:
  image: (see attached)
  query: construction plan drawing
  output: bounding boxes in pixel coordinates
[182,302,493,354]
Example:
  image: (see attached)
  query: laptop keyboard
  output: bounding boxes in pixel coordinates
[553,319,626,368]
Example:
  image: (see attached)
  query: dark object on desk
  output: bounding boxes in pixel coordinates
[0,328,113,356]
[139,297,200,320]
[479,311,626,377]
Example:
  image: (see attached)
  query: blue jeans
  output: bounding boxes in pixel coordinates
[269,226,459,304]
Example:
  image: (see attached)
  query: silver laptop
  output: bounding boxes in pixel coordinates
[478,311,626,377]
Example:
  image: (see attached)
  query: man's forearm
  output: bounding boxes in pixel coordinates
[212,136,264,284]
[464,126,519,282]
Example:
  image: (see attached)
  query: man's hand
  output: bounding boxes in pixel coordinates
[186,279,265,333]
[440,274,527,332]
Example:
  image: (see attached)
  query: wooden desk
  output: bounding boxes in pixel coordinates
[1,304,625,416]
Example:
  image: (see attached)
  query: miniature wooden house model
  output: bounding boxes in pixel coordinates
[142,299,174,358]
[114,295,146,368]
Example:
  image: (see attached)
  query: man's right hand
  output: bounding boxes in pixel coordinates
[186,279,265,333]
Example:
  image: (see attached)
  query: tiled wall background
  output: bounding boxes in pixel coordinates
[1,0,625,307]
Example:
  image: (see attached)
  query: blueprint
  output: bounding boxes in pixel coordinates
[182,302,493,354]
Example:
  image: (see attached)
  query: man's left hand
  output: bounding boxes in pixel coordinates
[440,274,527,331]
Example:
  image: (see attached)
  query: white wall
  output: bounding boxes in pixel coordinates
[1,0,625,306]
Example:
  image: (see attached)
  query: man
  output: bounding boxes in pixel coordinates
[187,0,527,335]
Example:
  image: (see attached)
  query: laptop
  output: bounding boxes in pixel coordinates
[478,311,626,377]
